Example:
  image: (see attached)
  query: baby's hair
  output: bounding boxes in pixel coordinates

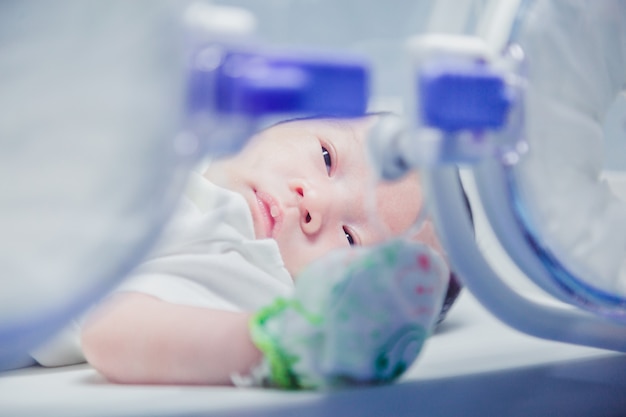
[258,113,368,134]
[436,176,473,325]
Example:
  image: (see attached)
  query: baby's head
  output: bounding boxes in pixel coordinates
[205,115,442,275]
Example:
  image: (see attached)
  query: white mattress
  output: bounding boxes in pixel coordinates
[1,290,625,417]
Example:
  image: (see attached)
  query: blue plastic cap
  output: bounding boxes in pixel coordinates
[188,48,369,118]
[419,61,511,132]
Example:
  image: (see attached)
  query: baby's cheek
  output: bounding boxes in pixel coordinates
[276,238,312,278]
[279,237,343,279]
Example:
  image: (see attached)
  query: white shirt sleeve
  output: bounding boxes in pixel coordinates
[116,170,294,311]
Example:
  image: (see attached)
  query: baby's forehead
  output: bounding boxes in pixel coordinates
[279,116,374,137]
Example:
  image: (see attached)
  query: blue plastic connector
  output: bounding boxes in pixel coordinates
[188,48,369,118]
[419,61,511,132]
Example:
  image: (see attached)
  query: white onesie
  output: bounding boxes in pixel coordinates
[31,167,294,367]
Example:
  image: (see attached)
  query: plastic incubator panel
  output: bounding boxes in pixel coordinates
[420,0,626,350]
[506,0,626,312]
[0,2,191,368]
[464,0,626,319]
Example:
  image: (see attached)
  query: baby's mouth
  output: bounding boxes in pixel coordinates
[254,190,282,239]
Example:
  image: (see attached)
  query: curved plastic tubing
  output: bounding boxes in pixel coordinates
[473,160,626,321]
[423,166,626,352]
[472,160,582,305]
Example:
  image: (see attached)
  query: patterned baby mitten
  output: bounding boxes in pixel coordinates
[247,238,449,389]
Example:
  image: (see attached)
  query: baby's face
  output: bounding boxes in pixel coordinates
[205,116,428,276]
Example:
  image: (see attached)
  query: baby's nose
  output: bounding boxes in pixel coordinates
[289,179,327,236]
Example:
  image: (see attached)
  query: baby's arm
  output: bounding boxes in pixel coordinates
[81,292,261,385]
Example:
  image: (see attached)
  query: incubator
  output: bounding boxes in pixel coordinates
[1,0,626,398]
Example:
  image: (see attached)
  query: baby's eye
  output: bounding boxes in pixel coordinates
[343,227,355,246]
[321,146,332,174]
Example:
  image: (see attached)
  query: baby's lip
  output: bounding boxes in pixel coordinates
[254,190,283,239]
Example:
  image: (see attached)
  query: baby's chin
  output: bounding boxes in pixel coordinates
[276,247,307,280]
[281,246,354,282]
[280,255,299,280]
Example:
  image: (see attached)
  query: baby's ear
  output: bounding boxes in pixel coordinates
[406,219,463,325]
[407,219,447,263]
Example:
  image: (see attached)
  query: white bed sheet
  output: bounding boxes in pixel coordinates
[1,289,625,417]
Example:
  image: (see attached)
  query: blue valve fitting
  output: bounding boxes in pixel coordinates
[418,60,511,132]
[189,48,369,118]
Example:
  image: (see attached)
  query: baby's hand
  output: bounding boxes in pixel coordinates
[248,239,449,390]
